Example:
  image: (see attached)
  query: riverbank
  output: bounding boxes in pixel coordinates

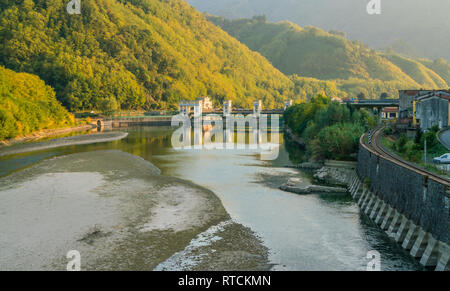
[279,159,357,195]
[280,179,347,194]
[0,123,96,147]
[0,149,269,270]
[0,131,128,157]
[0,125,426,270]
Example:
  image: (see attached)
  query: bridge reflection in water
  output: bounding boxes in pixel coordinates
[171,114,282,161]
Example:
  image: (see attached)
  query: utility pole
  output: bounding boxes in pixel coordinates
[424,138,427,164]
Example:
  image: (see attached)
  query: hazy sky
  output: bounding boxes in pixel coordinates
[188,0,450,60]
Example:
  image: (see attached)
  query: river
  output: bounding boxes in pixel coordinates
[0,126,424,270]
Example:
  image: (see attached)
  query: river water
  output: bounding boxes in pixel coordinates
[0,126,424,270]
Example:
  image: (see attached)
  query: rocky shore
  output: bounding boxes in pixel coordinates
[313,165,355,187]
[280,161,356,195]
[280,177,347,194]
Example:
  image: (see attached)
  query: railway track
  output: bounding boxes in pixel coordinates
[361,126,450,187]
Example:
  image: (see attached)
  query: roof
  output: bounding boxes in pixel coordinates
[400,90,420,96]
[398,117,412,124]
[417,91,450,102]
[383,107,398,113]
[196,96,211,101]
[400,89,450,97]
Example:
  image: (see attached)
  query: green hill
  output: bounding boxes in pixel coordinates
[418,58,450,85]
[208,15,449,98]
[382,53,448,89]
[208,16,416,81]
[0,66,73,140]
[189,0,450,61]
[0,0,298,111]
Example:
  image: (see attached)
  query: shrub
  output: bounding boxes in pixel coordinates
[363,178,371,188]
[414,129,423,145]
[384,127,393,135]
[311,122,365,160]
[396,134,408,153]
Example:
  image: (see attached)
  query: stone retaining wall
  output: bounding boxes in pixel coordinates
[350,144,450,270]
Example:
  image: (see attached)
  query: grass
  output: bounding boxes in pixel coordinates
[381,135,449,177]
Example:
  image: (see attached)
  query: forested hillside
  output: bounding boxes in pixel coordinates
[0,66,73,140]
[382,53,448,89]
[0,0,299,111]
[208,15,449,99]
[418,58,450,85]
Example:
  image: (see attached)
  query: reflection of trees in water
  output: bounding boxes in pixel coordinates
[284,133,307,165]
[128,133,173,159]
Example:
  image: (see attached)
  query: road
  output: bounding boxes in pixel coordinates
[438,129,450,150]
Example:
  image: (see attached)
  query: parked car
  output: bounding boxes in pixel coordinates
[433,154,450,164]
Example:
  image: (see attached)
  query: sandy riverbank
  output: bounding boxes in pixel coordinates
[0,150,269,271]
[0,131,128,157]
[0,124,97,147]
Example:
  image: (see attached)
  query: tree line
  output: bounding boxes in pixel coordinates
[284,95,377,161]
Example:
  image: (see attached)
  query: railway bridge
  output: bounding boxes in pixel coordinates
[344,99,399,109]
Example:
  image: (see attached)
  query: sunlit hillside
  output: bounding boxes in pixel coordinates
[0,66,73,140]
[0,0,298,111]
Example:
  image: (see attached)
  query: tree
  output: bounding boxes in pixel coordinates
[357,92,367,100]
[0,66,73,140]
[284,94,376,161]
[396,134,408,153]
[0,0,296,111]
[99,96,119,116]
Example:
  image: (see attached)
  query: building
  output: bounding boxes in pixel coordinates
[196,96,214,111]
[283,100,293,110]
[415,91,450,130]
[399,90,450,119]
[223,100,232,116]
[331,97,342,103]
[382,107,398,120]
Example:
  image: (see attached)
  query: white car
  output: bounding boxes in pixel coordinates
[433,154,450,164]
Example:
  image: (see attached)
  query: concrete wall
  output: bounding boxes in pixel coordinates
[399,91,416,119]
[357,146,449,244]
[416,97,449,130]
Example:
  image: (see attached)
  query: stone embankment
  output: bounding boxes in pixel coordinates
[349,140,450,271]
